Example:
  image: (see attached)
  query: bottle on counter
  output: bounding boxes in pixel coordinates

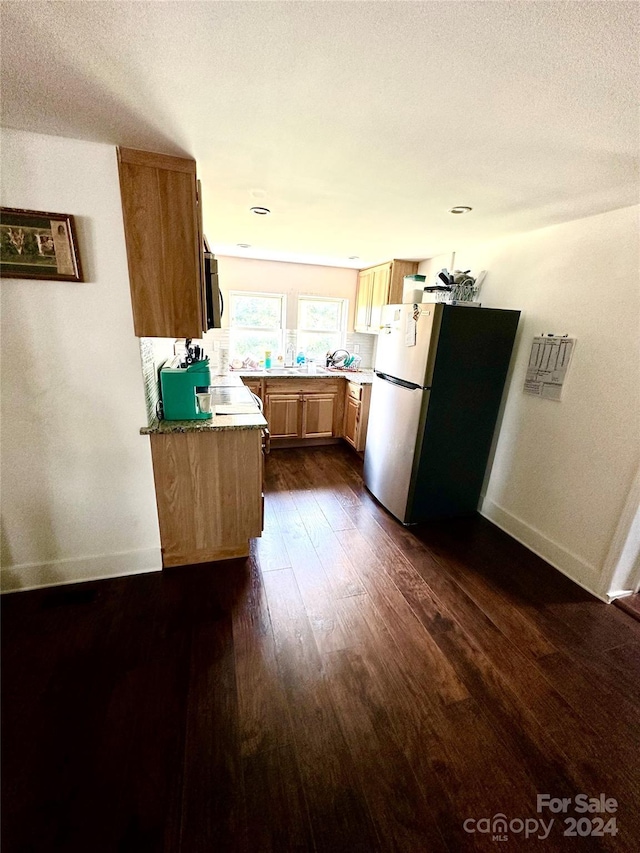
[296,350,306,365]
[285,343,295,367]
[265,350,272,369]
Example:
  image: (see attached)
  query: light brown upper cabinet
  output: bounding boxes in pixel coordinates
[117,147,205,338]
[354,259,419,333]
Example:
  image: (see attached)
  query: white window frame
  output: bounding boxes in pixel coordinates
[229,290,287,356]
[296,295,348,349]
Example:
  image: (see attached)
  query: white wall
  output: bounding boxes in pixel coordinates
[1,128,162,591]
[419,206,639,598]
[216,255,358,330]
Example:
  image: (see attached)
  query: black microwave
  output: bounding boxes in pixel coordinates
[203,238,223,330]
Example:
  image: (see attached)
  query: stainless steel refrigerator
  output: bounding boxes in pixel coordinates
[363,302,520,523]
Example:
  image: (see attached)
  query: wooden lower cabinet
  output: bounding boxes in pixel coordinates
[266,394,301,439]
[343,396,360,447]
[302,393,336,438]
[343,381,372,452]
[264,378,344,443]
[266,391,338,440]
[149,428,263,568]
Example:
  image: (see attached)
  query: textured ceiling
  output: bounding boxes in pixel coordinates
[1,1,638,268]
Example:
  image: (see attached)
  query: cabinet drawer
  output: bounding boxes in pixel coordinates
[347,381,363,402]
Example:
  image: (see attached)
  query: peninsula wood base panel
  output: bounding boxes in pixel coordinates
[149,429,263,568]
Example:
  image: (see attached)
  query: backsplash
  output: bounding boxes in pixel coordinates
[201,328,230,369]
[202,328,376,369]
[346,332,377,369]
[139,337,175,424]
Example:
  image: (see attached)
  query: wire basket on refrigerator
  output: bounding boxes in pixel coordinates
[450,282,480,302]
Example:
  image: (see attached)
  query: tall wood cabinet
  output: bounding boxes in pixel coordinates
[117,147,205,338]
[354,259,419,333]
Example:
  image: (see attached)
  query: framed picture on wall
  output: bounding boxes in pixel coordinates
[0,207,84,282]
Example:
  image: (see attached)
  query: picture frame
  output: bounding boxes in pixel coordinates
[0,207,84,282]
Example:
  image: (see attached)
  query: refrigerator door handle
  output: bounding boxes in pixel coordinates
[375,371,430,391]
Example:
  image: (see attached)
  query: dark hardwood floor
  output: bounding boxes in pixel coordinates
[615,593,640,624]
[3,445,640,852]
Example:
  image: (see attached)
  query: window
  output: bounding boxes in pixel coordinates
[229,291,286,361]
[296,296,347,361]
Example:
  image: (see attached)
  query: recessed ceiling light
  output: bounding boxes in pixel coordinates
[237,243,251,248]
[250,206,271,215]
[348,256,360,260]
[449,206,473,214]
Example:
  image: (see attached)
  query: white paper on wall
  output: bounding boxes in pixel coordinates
[524,335,575,401]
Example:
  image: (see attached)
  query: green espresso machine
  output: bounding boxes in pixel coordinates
[160,356,212,421]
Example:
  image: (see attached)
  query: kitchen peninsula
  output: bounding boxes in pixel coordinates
[141,374,267,568]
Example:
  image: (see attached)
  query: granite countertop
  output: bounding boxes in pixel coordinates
[141,411,267,434]
[235,368,374,384]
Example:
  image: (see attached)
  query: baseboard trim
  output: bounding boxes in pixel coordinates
[479,497,606,602]
[606,589,635,603]
[1,548,162,593]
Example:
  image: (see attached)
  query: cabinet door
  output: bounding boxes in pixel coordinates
[354,269,373,333]
[302,393,336,438]
[343,396,360,448]
[266,394,301,438]
[355,383,371,451]
[118,147,203,338]
[369,264,392,332]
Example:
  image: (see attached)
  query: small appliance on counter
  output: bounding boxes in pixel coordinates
[159,345,212,420]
